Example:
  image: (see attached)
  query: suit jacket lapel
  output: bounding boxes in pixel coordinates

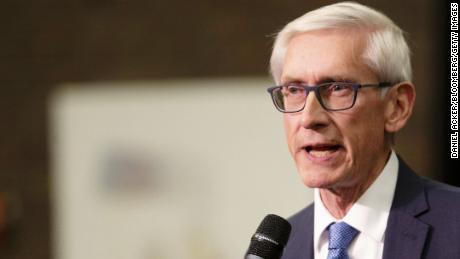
[282,204,314,259]
[295,205,314,259]
[382,158,430,259]
[304,207,314,259]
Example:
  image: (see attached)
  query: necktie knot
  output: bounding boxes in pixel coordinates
[328,222,359,249]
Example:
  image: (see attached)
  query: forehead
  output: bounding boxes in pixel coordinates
[281,28,377,84]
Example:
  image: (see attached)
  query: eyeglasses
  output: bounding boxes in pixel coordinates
[267,82,393,113]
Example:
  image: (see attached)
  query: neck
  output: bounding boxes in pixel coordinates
[319,150,391,219]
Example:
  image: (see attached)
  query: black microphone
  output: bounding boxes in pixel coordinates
[245,214,292,259]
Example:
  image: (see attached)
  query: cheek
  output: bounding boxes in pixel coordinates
[346,109,386,152]
[283,115,298,153]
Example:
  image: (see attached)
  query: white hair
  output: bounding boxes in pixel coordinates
[270,2,412,85]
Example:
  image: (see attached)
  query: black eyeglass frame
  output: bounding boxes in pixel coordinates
[267,82,393,113]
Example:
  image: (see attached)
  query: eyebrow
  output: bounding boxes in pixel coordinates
[281,75,360,85]
[317,77,355,84]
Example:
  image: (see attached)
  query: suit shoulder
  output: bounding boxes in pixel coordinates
[423,177,460,201]
[398,157,460,209]
[422,177,460,216]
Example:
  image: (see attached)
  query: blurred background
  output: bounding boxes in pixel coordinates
[0,0,452,258]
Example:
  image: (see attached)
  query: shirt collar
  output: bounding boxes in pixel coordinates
[314,150,399,250]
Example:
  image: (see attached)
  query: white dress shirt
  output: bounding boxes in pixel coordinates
[314,151,399,259]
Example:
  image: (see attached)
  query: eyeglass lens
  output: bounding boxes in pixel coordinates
[272,82,356,112]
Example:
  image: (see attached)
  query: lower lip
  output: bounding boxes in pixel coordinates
[303,147,343,164]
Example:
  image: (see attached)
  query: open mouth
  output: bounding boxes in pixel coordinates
[305,144,341,158]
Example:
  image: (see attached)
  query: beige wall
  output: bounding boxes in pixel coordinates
[50,78,311,259]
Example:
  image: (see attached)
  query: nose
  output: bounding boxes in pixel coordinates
[299,91,329,130]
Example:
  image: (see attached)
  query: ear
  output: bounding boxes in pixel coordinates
[383,82,416,133]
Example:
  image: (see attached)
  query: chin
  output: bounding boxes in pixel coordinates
[297,168,337,189]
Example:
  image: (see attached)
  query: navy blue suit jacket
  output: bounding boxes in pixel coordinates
[281,158,460,259]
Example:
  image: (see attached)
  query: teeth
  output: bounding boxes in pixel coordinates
[309,150,334,158]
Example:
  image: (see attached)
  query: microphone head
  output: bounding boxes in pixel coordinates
[245,214,292,259]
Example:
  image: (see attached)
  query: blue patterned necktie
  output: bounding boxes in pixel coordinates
[327,222,359,259]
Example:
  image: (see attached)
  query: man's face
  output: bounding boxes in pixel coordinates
[281,29,390,190]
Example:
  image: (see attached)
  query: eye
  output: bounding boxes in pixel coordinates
[286,85,305,95]
[326,82,354,96]
[330,83,350,91]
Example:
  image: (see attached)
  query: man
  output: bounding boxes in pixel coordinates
[266,2,460,259]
